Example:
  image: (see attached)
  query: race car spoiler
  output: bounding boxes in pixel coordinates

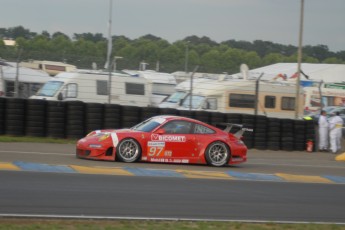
[217,123,254,138]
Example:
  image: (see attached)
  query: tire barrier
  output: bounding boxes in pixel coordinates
[210,112,226,126]
[65,101,85,139]
[85,103,104,134]
[25,99,46,137]
[266,118,281,151]
[194,111,210,124]
[5,98,26,136]
[0,97,5,135]
[280,119,294,151]
[141,107,160,121]
[121,105,142,128]
[46,101,66,139]
[177,110,195,119]
[241,114,255,149]
[293,120,307,151]
[103,104,122,129]
[254,115,268,150]
[159,108,179,116]
[0,97,316,151]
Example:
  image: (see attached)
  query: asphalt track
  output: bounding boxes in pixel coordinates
[1,142,345,223]
[1,142,345,184]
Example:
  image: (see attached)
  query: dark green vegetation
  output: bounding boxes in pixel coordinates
[1,26,344,73]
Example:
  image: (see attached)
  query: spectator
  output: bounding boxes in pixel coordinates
[329,112,344,153]
[318,110,329,152]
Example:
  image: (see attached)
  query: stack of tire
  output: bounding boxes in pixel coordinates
[65,101,85,139]
[253,115,268,150]
[177,110,195,119]
[121,105,142,128]
[46,101,66,139]
[0,98,6,135]
[194,111,210,124]
[266,118,281,151]
[85,103,104,134]
[103,104,122,129]
[159,108,179,116]
[209,112,225,127]
[25,99,46,137]
[293,120,307,151]
[141,107,160,121]
[280,119,295,151]
[241,114,255,149]
[5,98,26,136]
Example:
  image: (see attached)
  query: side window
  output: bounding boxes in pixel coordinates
[203,98,217,110]
[126,83,145,95]
[63,83,77,98]
[281,97,295,110]
[97,80,108,95]
[162,120,192,134]
[265,95,276,108]
[193,124,215,134]
[229,94,255,108]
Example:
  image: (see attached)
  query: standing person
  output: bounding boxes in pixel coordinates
[318,110,329,152]
[329,112,344,153]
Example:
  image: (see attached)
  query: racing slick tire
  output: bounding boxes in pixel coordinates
[205,141,230,167]
[116,138,142,163]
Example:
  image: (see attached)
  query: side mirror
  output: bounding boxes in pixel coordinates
[57,92,63,101]
[179,99,183,106]
[156,128,166,134]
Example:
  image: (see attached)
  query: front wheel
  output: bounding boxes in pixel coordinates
[205,141,230,167]
[116,138,141,163]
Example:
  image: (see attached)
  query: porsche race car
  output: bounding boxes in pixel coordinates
[76,115,250,167]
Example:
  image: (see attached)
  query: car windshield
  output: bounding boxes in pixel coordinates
[182,95,205,109]
[132,117,166,132]
[165,91,188,103]
[36,81,64,97]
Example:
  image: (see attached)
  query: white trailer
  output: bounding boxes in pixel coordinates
[122,70,177,106]
[30,70,154,107]
[175,79,304,119]
[0,62,52,98]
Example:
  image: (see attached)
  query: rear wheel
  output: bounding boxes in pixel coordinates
[116,138,141,163]
[205,141,230,167]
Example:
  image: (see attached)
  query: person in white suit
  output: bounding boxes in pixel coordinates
[318,110,329,152]
[329,112,344,153]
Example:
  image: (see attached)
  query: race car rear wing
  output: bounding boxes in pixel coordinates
[217,123,254,138]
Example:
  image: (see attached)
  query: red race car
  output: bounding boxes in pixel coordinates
[76,115,249,166]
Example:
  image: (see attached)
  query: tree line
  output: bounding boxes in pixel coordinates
[1,26,344,74]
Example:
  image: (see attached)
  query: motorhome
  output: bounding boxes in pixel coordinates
[303,86,345,112]
[30,70,155,107]
[175,79,304,119]
[122,70,177,106]
[0,62,52,98]
[20,60,77,76]
[159,78,217,109]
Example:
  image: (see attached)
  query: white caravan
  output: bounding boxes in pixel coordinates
[30,70,153,107]
[122,70,177,106]
[176,79,304,119]
[303,86,345,112]
[0,62,52,98]
[158,77,217,108]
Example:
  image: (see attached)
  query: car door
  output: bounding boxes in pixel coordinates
[148,120,197,163]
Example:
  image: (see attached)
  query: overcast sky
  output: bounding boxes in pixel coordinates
[1,0,344,52]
